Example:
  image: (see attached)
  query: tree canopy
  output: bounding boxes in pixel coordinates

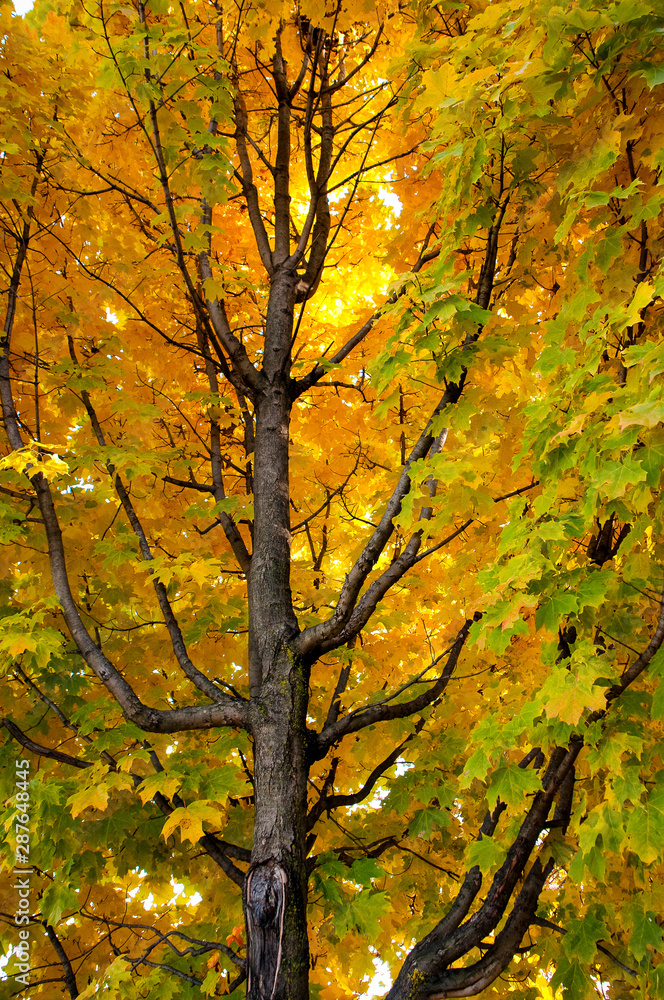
[1,1,664,998]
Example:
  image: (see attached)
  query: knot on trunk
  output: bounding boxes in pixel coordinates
[246,861,287,1000]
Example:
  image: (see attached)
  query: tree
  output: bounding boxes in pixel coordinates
[1,0,664,997]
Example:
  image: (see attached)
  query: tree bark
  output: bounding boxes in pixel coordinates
[247,649,310,1000]
[246,265,310,1000]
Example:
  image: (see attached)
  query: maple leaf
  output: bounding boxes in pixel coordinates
[626,787,664,864]
[161,801,224,845]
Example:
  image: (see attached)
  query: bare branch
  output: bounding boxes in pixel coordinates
[386,742,583,1000]
[596,943,638,978]
[291,245,440,399]
[422,857,555,999]
[292,47,334,300]
[197,252,266,395]
[3,709,249,888]
[312,621,473,757]
[44,923,80,999]
[323,664,351,731]
[163,476,215,492]
[323,24,384,96]
[194,326,252,572]
[2,717,91,769]
[307,723,421,829]
[531,919,637,978]
[3,297,248,734]
[605,580,664,703]
[294,383,460,659]
[273,28,293,264]
[232,85,274,273]
[18,476,247,731]
[68,338,237,700]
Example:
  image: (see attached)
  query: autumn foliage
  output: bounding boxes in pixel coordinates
[1,0,664,998]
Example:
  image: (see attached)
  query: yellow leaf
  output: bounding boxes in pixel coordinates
[161,801,223,844]
[68,782,109,817]
[623,280,654,327]
[137,771,183,805]
[544,675,605,725]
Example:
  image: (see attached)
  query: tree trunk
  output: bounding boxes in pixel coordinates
[247,649,310,1000]
[246,266,310,1000]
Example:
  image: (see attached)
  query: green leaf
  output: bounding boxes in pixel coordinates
[348,858,385,886]
[551,955,592,1000]
[652,680,664,720]
[332,891,391,941]
[486,764,541,811]
[592,458,647,500]
[41,880,80,925]
[465,836,503,875]
[563,912,609,964]
[584,844,606,882]
[626,786,664,863]
[576,572,610,610]
[630,909,664,962]
[535,591,579,632]
[460,745,491,785]
[637,61,664,88]
[409,805,448,839]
